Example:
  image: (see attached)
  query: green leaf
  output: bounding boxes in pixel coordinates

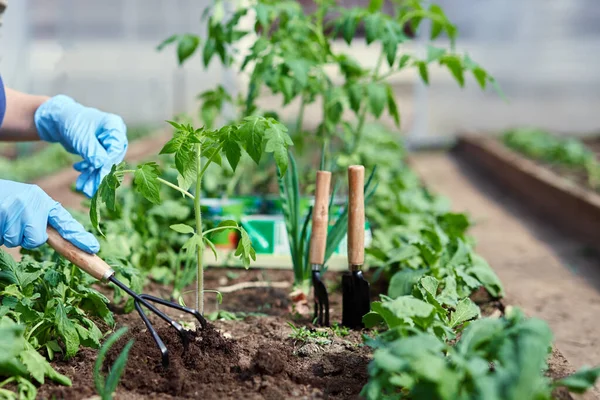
[367,83,386,118]
[90,162,125,234]
[417,61,429,84]
[105,340,134,397]
[555,366,600,394]
[217,220,238,229]
[234,227,256,269]
[441,55,465,87]
[133,163,161,205]
[472,67,488,90]
[368,0,384,12]
[382,296,436,328]
[156,34,178,51]
[94,327,130,398]
[176,34,200,65]
[21,348,71,386]
[204,238,218,261]
[222,134,242,171]
[364,14,381,44]
[55,303,80,359]
[426,45,446,63]
[450,298,479,327]
[285,59,310,87]
[238,116,266,164]
[386,85,400,126]
[264,120,293,175]
[203,38,216,66]
[388,269,427,298]
[469,254,504,297]
[170,224,195,234]
[341,12,359,44]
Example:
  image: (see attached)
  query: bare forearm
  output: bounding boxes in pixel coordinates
[0,88,49,141]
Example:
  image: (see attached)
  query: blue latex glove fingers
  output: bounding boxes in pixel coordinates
[48,203,100,254]
[0,180,100,253]
[35,95,129,198]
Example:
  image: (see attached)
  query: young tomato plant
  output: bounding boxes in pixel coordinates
[90,117,293,313]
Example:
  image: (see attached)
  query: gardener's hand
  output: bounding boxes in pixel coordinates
[34,95,128,198]
[0,179,99,253]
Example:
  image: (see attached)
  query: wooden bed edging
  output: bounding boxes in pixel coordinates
[454,135,600,253]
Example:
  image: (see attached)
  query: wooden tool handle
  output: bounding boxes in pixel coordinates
[46,227,114,281]
[347,165,365,266]
[309,171,332,265]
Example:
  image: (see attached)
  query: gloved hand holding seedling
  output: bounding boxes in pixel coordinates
[90,116,293,314]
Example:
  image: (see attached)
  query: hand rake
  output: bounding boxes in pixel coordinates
[46,227,206,367]
[309,170,331,326]
[342,165,371,328]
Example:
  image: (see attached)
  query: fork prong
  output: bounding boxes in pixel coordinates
[312,270,330,327]
[135,300,169,367]
[139,294,207,329]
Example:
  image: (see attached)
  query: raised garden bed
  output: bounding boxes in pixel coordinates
[33,268,586,400]
[455,135,600,253]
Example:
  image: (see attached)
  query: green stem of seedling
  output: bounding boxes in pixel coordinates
[198,143,225,180]
[296,96,306,134]
[202,226,240,236]
[194,143,204,314]
[352,51,385,154]
[157,178,195,200]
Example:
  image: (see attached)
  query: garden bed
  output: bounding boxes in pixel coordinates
[454,135,600,253]
[34,268,583,400]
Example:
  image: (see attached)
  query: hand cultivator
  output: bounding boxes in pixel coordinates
[310,170,331,326]
[46,227,206,367]
[342,165,371,329]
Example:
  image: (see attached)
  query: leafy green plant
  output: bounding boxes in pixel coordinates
[0,250,114,359]
[287,322,331,345]
[90,117,293,314]
[362,307,600,400]
[158,0,497,161]
[94,327,134,400]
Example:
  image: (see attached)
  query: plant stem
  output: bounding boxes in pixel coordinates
[194,143,204,314]
[295,96,306,134]
[157,178,195,200]
[351,51,385,154]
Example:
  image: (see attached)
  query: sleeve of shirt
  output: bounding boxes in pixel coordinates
[0,75,5,129]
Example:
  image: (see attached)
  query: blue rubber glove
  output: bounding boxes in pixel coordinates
[0,180,99,253]
[34,95,128,198]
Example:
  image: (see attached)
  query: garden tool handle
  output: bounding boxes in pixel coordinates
[309,171,331,265]
[46,227,114,282]
[347,165,365,267]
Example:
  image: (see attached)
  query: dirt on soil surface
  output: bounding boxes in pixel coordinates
[411,151,600,398]
[38,269,371,400]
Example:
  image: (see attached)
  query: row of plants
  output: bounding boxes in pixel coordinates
[1,1,599,399]
[502,127,600,191]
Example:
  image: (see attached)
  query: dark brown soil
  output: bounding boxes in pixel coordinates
[38,268,371,400]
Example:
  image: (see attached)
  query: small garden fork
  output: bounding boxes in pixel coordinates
[46,226,206,368]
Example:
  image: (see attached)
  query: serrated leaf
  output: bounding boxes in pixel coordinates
[472,67,487,89]
[364,14,381,44]
[55,303,79,359]
[388,269,427,298]
[222,134,242,171]
[264,120,293,175]
[450,298,479,327]
[176,34,200,65]
[234,227,256,268]
[133,163,161,205]
[367,83,386,118]
[238,116,266,164]
[21,348,71,386]
[170,224,195,234]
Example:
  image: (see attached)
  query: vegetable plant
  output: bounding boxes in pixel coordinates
[90,117,293,314]
[158,0,499,162]
[94,327,134,400]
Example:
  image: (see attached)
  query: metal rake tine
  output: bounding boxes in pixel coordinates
[135,299,170,367]
[138,293,208,329]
